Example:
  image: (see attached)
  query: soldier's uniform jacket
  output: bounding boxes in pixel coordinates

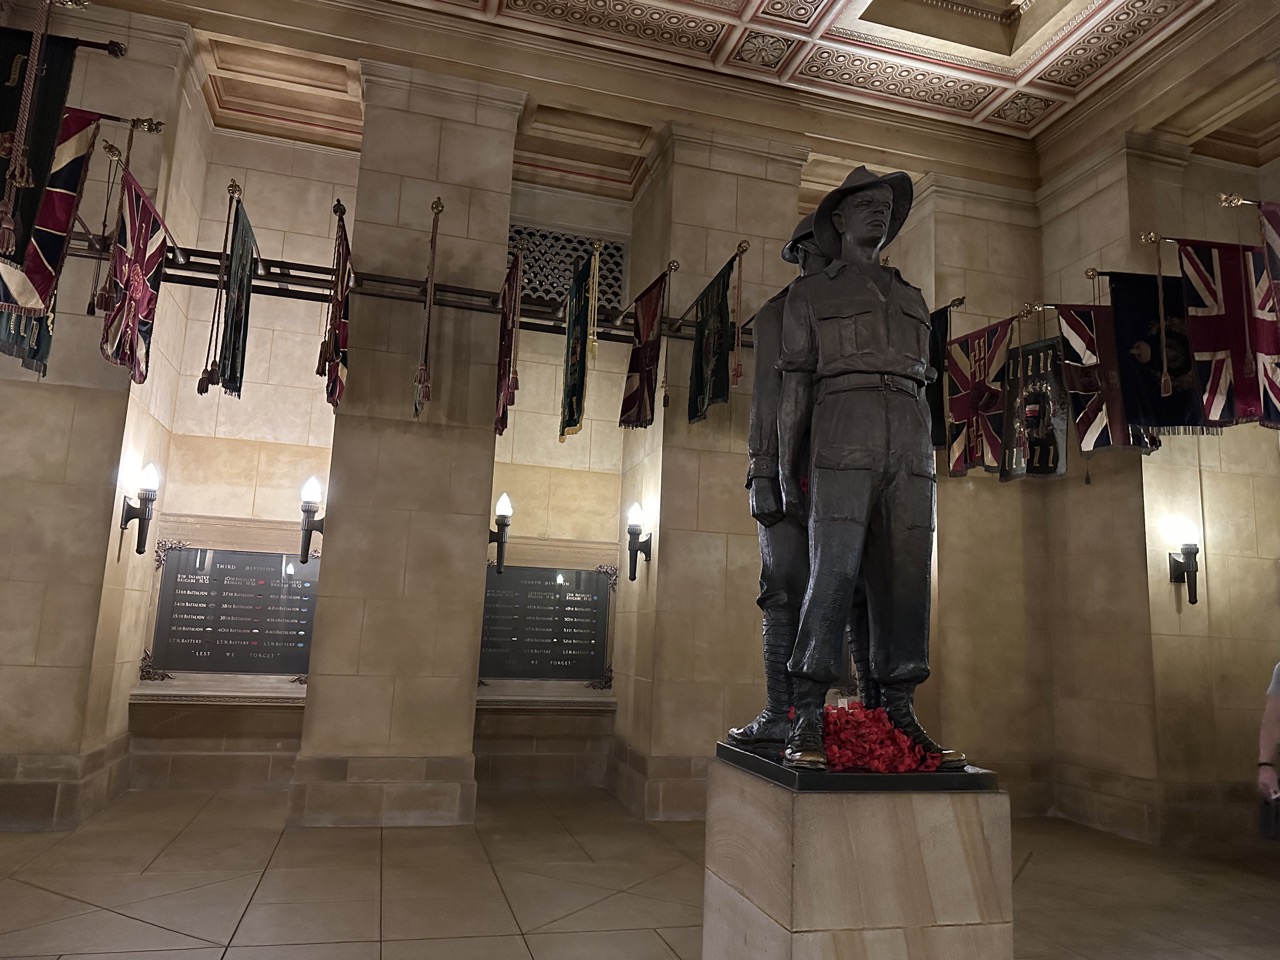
[746,286,790,487]
[777,261,935,386]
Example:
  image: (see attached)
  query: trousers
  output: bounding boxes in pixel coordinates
[788,382,935,687]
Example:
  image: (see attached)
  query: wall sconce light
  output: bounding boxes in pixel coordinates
[299,476,325,564]
[120,462,159,555]
[627,502,652,582]
[1169,543,1200,605]
[490,493,512,574]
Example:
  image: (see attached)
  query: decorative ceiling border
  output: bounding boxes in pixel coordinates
[822,28,1020,76]
[502,0,728,56]
[795,45,1000,115]
[752,0,833,29]
[1026,0,1194,90]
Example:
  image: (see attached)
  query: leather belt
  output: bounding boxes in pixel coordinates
[817,371,925,398]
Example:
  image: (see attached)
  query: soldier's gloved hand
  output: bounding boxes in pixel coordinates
[749,477,784,527]
[780,471,806,519]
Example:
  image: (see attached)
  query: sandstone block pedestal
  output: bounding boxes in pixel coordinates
[703,745,1012,960]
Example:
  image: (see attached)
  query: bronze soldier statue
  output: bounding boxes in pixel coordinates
[730,215,876,749]
[776,167,964,770]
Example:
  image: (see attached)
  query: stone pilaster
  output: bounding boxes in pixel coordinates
[289,64,524,826]
[0,6,199,830]
[610,125,807,819]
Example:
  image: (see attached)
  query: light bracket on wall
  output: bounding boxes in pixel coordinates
[490,493,512,574]
[626,503,652,582]
[1168,543,1200,605]
[299,476,325,564]
[120,463,159,556]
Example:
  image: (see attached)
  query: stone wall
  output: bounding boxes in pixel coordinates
[165,132,357,520]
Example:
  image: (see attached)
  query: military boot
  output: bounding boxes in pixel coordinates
[727,612,796,746]
[783,677,829,770]
[850,647,882,710]
[881,684,967,769]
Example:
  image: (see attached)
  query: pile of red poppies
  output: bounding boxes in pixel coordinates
[823,702,942,773]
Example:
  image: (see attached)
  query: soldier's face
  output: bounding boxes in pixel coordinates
[831,185,893,249]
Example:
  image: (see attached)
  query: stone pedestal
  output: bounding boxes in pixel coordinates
[703,746,1012,960]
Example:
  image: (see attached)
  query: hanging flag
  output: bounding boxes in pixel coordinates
[217,200,255,397]
[1104,271,1210,435]
[0,25,76,256]
[1176,240,1267,426]
[559,253,597,441]
[999,337,1068,482]
[317,201,351,409]
[0,107,98,375]
[1057,304,1156,454]
[99,171,167,384]
[946,317,1012,476]
[925,303,950,448]
[1256,204,1280,428]
[495,245,523,436]
[688,256,736,424]
[619,270,668,430]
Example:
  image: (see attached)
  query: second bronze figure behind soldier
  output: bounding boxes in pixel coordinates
[729,217,878,749]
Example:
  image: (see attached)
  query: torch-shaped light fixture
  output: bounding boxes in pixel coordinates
[626,502,652,582]
[299,476,325,564]
[490,493,513,574]
[1161,514,1200,606]
[120,462,160,555]
[1169,542,1200,605]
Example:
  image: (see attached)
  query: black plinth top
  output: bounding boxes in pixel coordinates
[716,741,999,793]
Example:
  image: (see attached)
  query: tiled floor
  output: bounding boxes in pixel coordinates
[0,787,1276,959]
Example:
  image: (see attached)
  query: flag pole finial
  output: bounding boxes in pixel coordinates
[667,260,680,273]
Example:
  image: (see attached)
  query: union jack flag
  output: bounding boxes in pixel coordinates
[1258,204,1280,428]
[946,317,1011,476]
[1177,240,1268,426]
[99,171,167,385]
[1056,304,1154,454]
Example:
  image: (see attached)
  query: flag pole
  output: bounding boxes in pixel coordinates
[670,240,747,335]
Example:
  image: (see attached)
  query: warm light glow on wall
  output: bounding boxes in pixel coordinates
[1158,513,1198,548]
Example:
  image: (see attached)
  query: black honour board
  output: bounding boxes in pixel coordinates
[480,566,609,680]
[152,549,319,674]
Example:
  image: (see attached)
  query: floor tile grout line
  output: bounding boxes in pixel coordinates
[217,823,287,952]
[481,824,535,957]
[134,791,225,876]
[3,874,228,948]
[15,871,260,911]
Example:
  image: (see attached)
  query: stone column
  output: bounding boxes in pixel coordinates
[289,64,524,826]
[610,125,807,819]
[0,7,200,830]
[899,174,1058,818]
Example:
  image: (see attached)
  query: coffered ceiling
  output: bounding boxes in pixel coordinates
[365,0,1210,136]
[95,0,1274,204]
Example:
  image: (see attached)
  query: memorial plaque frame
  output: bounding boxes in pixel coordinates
[151,548,319,675]
[480,565,610,681]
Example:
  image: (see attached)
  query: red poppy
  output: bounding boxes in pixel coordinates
[822,703,942,773]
